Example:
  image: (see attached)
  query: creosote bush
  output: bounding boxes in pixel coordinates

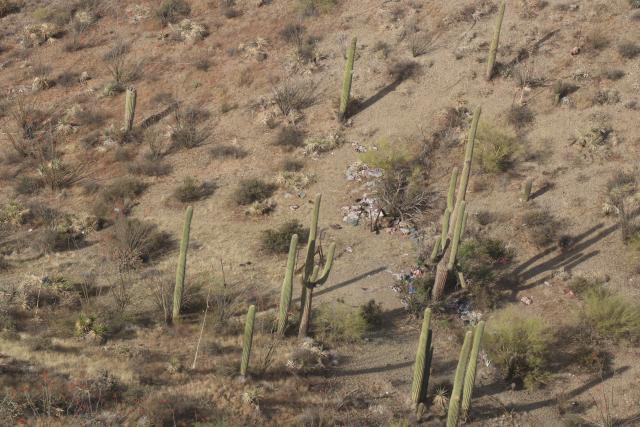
[260,220,309,254]
[485,309,552,389]
[313,303,367,344]
[169,106,209,150]
[475,122,518,173]
[173,177,214,203]
[457,238,513,285]
[233,179,277,206]
[580,287,640,343]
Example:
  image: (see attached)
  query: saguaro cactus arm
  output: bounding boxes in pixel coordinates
[486,0,506,81]
[447,330,473,427]
[240,304,256,377]
[461,321,485,421]
[339,37,357,120]
[277,234,298,335]
[172,205,193,323]
[447,201,466,271]
[411,308,433,406]
[306,242,336,287]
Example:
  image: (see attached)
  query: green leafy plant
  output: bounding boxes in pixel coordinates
[485,310,552,389]
[261,220,309,254]
[475,122,518,173]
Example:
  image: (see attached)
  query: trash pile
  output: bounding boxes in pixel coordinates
[341,196,381,226]
[345,161,382,182]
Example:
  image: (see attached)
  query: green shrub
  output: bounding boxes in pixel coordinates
[0,1,19,18]
[475,122,518,173]
[457,238,513,284]
[359,299,383,329]
[173,177,214,203]
[233,179,276,206]
[313,304,367,344]
[506,105,534,129]
[631,0,640,8]
[485,310,552,389]
[582,288,640,343]
[260,220,309,254]
[156,0,191,25]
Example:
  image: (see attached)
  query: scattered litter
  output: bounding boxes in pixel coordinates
[289,205,299,210]
[520,296,533,305]
[345,246,353,253]
[341,196,383,227]
[352,142,367,152]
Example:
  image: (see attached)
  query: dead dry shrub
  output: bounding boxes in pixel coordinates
[272,80,315,116]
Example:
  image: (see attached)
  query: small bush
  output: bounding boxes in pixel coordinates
[281,158,304,172]
[299,0,338,16]
[457,238,513,285]
[92,177,146,219]
[602,69,625,81]
[506,105,534,129]
[408,31,436,57]
[172,177,214,203]
[274,126,305,151]
[618,42,640,59]
[14,176,43,195]
[209,145,248,159]
[272,80,315,116]
[156,0,191,26]
[388,59,421,81]
[38,159,86,191]
[280,23,305,45]
[631,0,640,8]
[475,123,518,173]
[169,106,209,150]
[233,179,276,205]
[38,227,86,253]
[128,159,172,177]
[260,220,309,254]
[0,1,19,18]
[314,304,367,344]
[359,299,383,329]
[522,209,559,248]
[485,310,552,389]
[107,217,172,270]
[581,288,640,343]
[583,30,609,53]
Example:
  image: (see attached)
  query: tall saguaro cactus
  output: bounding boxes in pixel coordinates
[124,87,137,133]
[338,37,357,121]
[461,321,485,421]
[411,308,434,406]
[298,194,336,338]
[172,205,193,323]
[277,234,299,335]
[447,330,473,427]
[240,304,256,377]
[486,0,506,81]
[431,107,481,301]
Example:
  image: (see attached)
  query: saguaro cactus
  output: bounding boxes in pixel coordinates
[432,107,481,301]
[172,205,193,323]
[411,308,434,406]
[124,87,137,132]
[240,304,256,377]
[447,330,473,427]
[338,37,357,121]
[277,234,299,335]
[486,0,506,81]
[461,321,485,421]
[298,194,336,338]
